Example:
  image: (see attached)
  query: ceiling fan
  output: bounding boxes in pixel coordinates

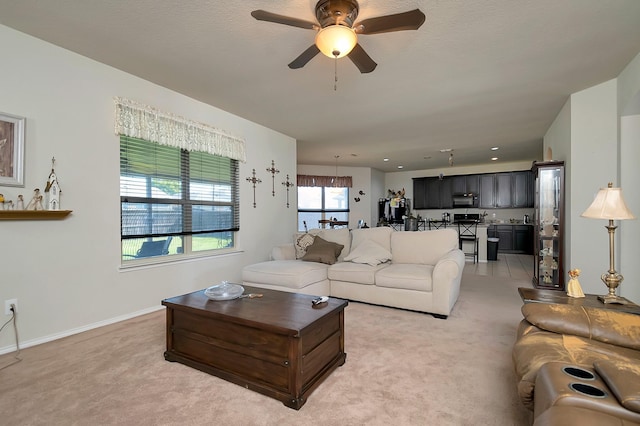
[251,0,426,73]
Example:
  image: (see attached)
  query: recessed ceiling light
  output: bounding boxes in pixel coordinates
[351,153,358,157]
[423,156,432,160]
[439,148,453,153]
[491,157,499,161]
[383,158,389,162]
[397,165,404,169]
[491,147,499,151]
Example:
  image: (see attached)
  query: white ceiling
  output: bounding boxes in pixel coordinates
[2,0,640,172]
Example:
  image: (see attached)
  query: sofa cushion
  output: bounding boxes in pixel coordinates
[594,360,640,414]
[391,229,458,265]
[294,232,316,259]
[375,264,434,291]
[344,239,392,266]
[301,236,344,265]
[242,260,328,289]
[351,226,393,252]
[328,261,388,285]
[522,303,640,351]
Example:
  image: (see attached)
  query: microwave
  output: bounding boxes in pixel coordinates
[452,193,477,208]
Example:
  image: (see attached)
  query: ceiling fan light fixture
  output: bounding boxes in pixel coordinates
[315,25,357,58]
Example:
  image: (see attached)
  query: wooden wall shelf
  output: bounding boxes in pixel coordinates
[0,210,72,220]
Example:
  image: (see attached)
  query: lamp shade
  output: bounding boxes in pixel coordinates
[581,183,636,220]
[315,25,357,58]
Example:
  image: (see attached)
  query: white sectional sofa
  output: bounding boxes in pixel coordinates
[242,227,465,319]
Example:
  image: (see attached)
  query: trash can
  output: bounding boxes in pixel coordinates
[404,217,418,231]
[487,238,499,261]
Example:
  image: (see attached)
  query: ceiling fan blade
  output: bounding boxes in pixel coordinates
[288,45,321,69]
[354,9,426,35]
[348,44,377,73]
[251,10,317,30]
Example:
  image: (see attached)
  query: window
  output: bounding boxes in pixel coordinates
[120,136,239,262]
[297,186,349,231]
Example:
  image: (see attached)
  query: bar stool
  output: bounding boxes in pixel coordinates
[428,220,448,230]
[457,220,478,263]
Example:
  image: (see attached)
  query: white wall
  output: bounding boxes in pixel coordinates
[544,50,640,301]
[543,99,572,266]
[569,80,619,296]
[370,168,385,225]
[620,114,640,302]
[618,52,640,303]
[0,25,297,352]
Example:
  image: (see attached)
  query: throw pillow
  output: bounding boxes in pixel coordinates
[301,236,344,265]
[317,228,351,261]
[294,233,316,259]
[344,239,392,266]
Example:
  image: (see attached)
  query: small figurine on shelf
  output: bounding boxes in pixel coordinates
[567,268,585,298]
[26,188,45,210]
[16,195,24,210]
[45,157,62,210]
[543,271,553,284]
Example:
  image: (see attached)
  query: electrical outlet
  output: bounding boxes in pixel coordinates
[4,299,17,315]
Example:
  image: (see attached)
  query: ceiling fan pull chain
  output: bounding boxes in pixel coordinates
[333,50,339,91]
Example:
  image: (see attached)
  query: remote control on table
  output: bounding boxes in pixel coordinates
[312,296,329,306]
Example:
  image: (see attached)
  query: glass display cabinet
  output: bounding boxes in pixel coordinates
[532,161,565,290]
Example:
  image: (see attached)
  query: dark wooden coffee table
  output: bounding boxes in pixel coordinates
[161,286,348,409]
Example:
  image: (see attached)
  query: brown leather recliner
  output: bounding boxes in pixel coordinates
[512,302,640,422]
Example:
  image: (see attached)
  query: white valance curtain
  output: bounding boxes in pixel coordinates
[114,97,246,162]
[297,174,352,188]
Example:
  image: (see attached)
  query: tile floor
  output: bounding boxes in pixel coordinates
[464,253,534,281]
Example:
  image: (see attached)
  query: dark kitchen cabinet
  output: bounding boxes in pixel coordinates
[452,176,466,194]
[416,171,533,210]
[440,178,453,209]
[514,225,533,254]
[496,225,514,251]
[479,171,533,208]
[465,175,479,196]
[513,171,533,208]
[479,174,495,208]
[413,177,453,209]
[495,173,513,208]
[452,175,479,196]
[412,178,427,209]
[487,224,533,254]
[425,178,441,209]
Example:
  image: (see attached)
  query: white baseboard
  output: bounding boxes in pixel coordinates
[0,305,165,355]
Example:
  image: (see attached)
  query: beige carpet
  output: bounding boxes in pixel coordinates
[0,273,532,425]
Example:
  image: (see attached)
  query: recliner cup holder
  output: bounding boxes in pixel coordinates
[569,382,607,398]
[562,366,596,380]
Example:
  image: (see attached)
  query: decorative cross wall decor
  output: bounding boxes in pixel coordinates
[282,174,295,208]
[246,168,262,208]
[266,160,280,196]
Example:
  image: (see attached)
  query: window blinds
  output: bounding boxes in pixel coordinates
[120,136,239,239]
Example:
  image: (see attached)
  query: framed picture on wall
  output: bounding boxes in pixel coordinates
[0,112,25,187]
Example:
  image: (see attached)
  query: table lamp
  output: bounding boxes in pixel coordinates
[581,183,636,304]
